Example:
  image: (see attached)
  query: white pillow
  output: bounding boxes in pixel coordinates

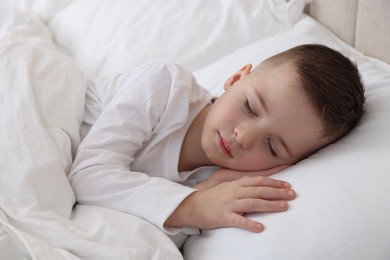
[184,15,390,260]
[47,0,304,78]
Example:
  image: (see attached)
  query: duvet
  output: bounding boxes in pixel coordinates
[0,6,182,260]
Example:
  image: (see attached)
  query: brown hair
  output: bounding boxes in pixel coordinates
[265,44,365,140]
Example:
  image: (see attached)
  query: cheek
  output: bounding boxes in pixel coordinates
[234,152,277,171]
[208,102,238,125]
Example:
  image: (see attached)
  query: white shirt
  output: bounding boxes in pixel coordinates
[69,61,214,236]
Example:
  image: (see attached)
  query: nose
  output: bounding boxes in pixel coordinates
[234,124,259,149]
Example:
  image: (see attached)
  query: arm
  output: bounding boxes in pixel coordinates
[69,62,197,233]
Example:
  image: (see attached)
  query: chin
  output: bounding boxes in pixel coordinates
[222,162,271,172]
[217,162,254,171]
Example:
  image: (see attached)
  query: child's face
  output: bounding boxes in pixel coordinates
[201,62,331,171]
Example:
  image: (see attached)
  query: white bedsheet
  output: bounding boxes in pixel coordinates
[0,6,182,260]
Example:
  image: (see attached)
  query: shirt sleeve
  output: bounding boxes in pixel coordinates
[69,61,196,234]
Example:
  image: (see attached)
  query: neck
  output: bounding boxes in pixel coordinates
[178,105,215,172]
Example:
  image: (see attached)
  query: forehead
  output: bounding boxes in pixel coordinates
[253,60,299,84]
[248,62,306,108]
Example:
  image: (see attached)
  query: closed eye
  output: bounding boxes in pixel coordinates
[267,137,278,157]
[243,99,257,117]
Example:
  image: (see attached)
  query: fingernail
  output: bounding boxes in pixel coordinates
[255,223,264,232]
[287,190,295,198]
[279,201,288,209]
[283,182,290,188]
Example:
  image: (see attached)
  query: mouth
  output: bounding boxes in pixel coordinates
[217,131,233,158]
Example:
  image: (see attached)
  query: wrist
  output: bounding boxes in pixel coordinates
[164,192,197,228]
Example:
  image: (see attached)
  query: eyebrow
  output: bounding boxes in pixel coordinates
[251,87,293,159]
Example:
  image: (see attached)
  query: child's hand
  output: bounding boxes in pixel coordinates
[165,175,295,232]
[194,164,291,191]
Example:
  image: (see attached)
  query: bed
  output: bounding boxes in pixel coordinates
[1,0,389,259]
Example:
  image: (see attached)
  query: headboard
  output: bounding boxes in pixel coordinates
[305,0,390,64]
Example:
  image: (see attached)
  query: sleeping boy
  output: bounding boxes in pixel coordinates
[69,44,365,241]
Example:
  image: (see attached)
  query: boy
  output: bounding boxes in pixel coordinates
[69,44,365,239]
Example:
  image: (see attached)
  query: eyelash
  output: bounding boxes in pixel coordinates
[243,99,257,117]
[267,137,278,157]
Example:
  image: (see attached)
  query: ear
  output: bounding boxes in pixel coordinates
[223,64,252,90]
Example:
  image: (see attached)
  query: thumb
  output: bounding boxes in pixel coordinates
[227,213,265,233]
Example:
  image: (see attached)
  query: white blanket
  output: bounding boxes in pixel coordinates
[0,6,182,260]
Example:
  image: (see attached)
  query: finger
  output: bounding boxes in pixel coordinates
[224,213,265,233]
[237,186,296,200]
[233,198,289,213]
[238,175,291,189]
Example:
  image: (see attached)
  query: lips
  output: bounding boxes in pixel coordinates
[218,132,233,157]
